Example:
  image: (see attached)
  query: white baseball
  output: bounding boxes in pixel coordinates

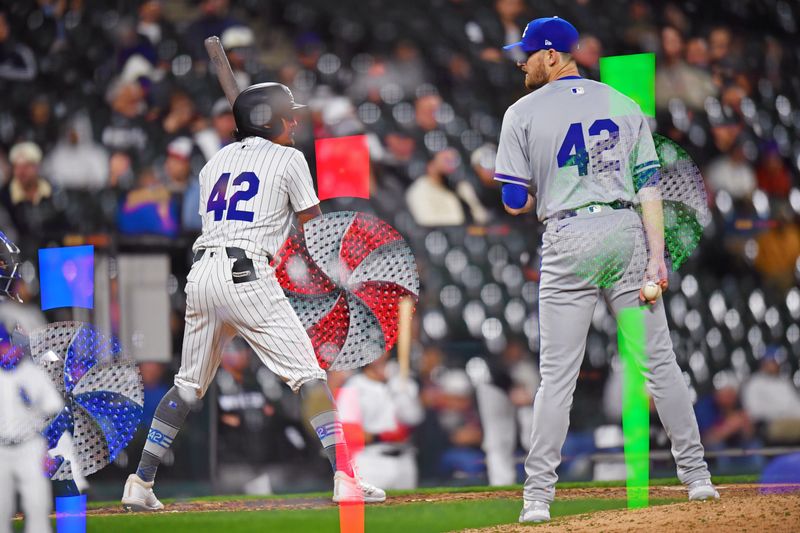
[643,281,662,301]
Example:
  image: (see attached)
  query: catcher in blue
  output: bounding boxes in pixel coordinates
[495,17,719,523]
[122,83,385,511]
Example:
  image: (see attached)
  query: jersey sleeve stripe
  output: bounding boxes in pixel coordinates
[633,160,660,173]
[493,173,529,185]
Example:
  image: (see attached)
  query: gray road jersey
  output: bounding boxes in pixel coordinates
[494,78,660,221]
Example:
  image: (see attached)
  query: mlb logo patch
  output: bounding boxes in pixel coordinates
[571,87,585,95]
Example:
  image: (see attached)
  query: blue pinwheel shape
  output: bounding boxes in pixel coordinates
[33,322,143,480]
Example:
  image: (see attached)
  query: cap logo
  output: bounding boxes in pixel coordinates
[544,39,552,46]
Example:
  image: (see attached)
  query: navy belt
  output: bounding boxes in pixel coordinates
[552,200,633,221]
[192,247,273,264]
[192,247,273,284]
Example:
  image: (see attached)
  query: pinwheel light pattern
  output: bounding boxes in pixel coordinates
[29,321,143,480]
[273,212,419,370]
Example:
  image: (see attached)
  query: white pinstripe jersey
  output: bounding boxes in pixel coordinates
[192,136,319,258]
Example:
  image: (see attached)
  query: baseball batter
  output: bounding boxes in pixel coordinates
[122,83,385,511]
[495,18,719,523]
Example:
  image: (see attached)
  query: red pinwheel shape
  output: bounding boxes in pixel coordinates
[272,212,419,370]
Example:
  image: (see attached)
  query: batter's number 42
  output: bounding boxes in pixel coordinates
[207,171,261,222]
[557,118,620,176]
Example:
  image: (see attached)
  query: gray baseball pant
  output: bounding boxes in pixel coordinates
[523,208,711,504]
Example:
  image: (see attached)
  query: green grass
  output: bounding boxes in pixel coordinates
[21,475,762,532]
[85,474,757,509]
[83,497,681,533]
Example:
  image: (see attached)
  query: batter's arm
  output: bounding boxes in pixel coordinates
[285,149,321,228]
[296,204,322,227]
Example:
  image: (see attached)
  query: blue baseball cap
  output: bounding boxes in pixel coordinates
[503,17,579,54]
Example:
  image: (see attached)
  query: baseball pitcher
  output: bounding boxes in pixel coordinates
[122,83,385,511]
[495,17,719,523]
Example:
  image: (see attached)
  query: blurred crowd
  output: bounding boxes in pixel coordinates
[0,0,799,491]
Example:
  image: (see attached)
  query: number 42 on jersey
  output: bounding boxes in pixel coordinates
[207,171,261,222]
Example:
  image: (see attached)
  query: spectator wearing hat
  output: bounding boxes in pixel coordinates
[742,350,800,444]
[170,137,203,232]
[433,368,484,481]
[221,26,260,90]
[164,137,194,194]
[195,98,236,161]
[0,142,53,236]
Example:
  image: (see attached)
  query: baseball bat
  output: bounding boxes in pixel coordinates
[204,36,241,105]
[396,296,414,382]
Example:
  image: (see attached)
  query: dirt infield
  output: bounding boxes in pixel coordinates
[461,485,800,533]
[86,483,799,521]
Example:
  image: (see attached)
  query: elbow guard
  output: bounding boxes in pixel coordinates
[502,183,528,209]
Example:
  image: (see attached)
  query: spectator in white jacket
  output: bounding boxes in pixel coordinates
[42,113,109,190]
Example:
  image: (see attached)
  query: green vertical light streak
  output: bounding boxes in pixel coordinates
[600,53,656,118]
[617,306,650,509]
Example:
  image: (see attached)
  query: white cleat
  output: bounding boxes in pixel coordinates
[121,474,165,512]
[332,471,386,503]
[519,500,551,523]
[688,479,720,501]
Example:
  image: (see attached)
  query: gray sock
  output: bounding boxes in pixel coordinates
[136,386,191,482]
[300,379,354,477]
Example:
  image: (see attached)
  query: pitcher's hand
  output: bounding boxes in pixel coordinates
[640,257,668,304]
